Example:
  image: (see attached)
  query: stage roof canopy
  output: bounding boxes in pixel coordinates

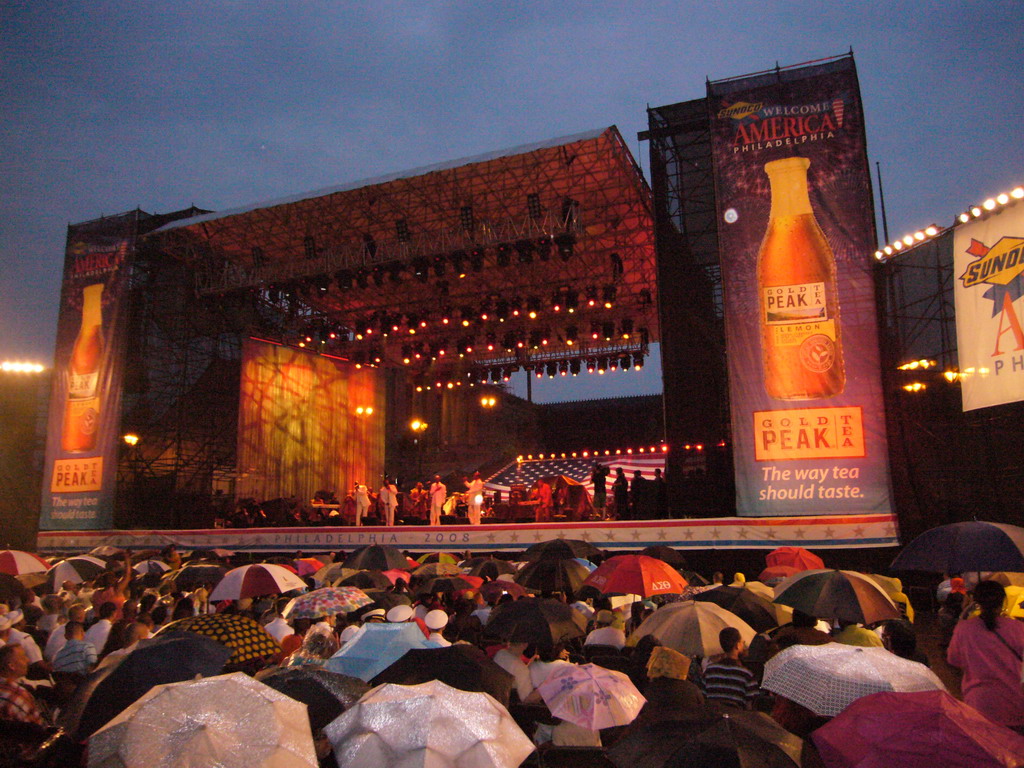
[152,126,657,385]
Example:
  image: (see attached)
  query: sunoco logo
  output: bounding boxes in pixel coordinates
[960,236,1024,288]
[718,101,763,120]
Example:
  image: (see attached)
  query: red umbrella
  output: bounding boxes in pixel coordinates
[758,565,800,585]
[478,580,531,601]
[294,557,323,577]
[813,690,1024,768]
[208,563,307,601]
[765,546,824,571]
[582,555,688,598]
[0,550,50,576]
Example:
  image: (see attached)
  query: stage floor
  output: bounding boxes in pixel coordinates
[37,512,899,554]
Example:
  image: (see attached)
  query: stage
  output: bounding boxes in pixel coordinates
[36,512,899,554]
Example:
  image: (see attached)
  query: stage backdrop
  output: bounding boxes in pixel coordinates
[954,199,1024,410]
[39,213,138,531]
[236,340,385,505]
[708,56,892,517]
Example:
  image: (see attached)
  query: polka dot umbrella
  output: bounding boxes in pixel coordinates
[157,613,282,666]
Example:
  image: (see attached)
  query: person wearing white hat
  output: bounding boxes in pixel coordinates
[362,608,386,623]
[3,609,43,667]
[339,624,361,644]
[424,610,451,646]
[386,604,414,624]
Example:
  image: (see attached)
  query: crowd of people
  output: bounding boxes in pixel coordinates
[2,545,1024,766]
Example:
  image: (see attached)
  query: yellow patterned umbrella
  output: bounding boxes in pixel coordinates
[158,613,281,665]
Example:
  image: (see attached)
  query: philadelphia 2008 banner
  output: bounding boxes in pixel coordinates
[39,213,138,530]
[707,55,893,517]
[954,198,1024,411]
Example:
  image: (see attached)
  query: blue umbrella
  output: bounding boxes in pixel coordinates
[890,521,1024,574]
[325,623,440,681]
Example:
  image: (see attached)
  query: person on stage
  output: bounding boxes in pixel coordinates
[534,477,554,522]
[612,467,628,520]
[379,478,399,526]
[354,481,370,526]
[408,482,427,520]
[429,475,446,526]
[465,471,485,525]
[590,463,609,518]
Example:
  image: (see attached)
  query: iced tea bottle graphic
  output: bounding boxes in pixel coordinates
[757,157,845,399]
[61,283,104,452]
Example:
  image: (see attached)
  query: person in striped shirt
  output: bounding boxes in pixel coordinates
[702,627,758,709]
[51,622,97,674]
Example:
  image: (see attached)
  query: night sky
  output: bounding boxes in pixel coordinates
[3,2,1022,403]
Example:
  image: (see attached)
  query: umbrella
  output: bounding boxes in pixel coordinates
[294,557,324,577]
[157,613,282,665]
[132,559,170,575]
[515,558,591,595]
[0,549,50,576]
[371,644,515,708]
[412,562,463,579]
[478,580,531,602]
[343,544,410,571]
[417,552,459,565]
[743,581,794,624]
[630,600,756,657]
[59,631,232,741]
[164,561,228,592]
[891,520,1024,574]
[88,672,317,768]
[582,555,688,598]
[0,573,23,602]
[812,689,1024,768]
[773,569,900,625]
[282,586,373,620]
[674,710,807,768]
[484,597,587,646]
[761,643,946,717]
[523,538,602,562]
[208,563,307,601]
[461,557,517,580]
[89,545,125,558]
[324,680,534,768]
[759,564,801,585]
[337,570,394,590]
[765,546,825,572]
[537,663,646,730]
[640,545,688,568]
[256,666,370,733]
[382,568,412,585]
[416,575,483,596]
[46,555,107,588]
[324,622,440,681]
[313,562,356,585]
[362,590,413,612]
[693,585,781,633]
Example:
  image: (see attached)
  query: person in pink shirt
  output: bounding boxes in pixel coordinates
[947,580,1024,733]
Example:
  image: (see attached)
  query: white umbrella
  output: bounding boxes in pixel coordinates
[133,560,171,575]
[325,680,534,768]
[87,672,317,768]
[48,555,107,587]
[208,563,307,601]
[761,643,946,717]
[630,600,756,657]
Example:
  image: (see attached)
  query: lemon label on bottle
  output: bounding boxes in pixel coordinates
[764,282,827,324]
[68,371,99,399]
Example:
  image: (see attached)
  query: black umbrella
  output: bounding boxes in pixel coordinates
[523,538,602,562]
[371,645,515,708]
[692,586,780,633]
[608,711,805,768]
[890,521,1024,574]
[59,631,231,740]
[485,597,587,646]
[641,545,688,569]
[682,570,710,586]
[514,558,590,597]
[415,576,479,596]
[338,570,393,590]
[343,544,409,571]
[256,666,369,733]
[362,590,413,612]
[462,557,517,580]
[165,561,228,591]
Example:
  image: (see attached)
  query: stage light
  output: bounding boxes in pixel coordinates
[460,205,474,231]
[586,359,596,373]
[566,326,578,345]
[470,248,485,272]
[335,269,354,290]
[485,333,496,352]
[597,357,608,373]
[546,362,557,378]
[602,322,614,341]
[515,239,535,264]
[903,382,927,392]
[527,193,543,220]
[529,331,542,349]
[609,357,618,371]
[983,198,997,211]
[413,258,430,283]
[590,322,601,340]
[497,244,512,267]
[535,367,543,379]
[551,292,562,312]
[558,361,568,377]
[433,256,446,278]
[619,355,630,370]
[959,213,970,224]
[1013,187,1024,199]
[410,419,428,432]
[971,206,982,217]
[1,361,45,373]
[621,318,634,339]
[610,252,624,278]
[944,370,960,383]
[603,285,616,308]
[536,236,553,262]
[450,250,466,276]
[586,287,598,307]
[396,219,410,242]
[555,232,575,261]
[123,433,139,446]
[570,359,580,376]
[925,226,939,236]
[633,353,644,371]
[564,291,578,313]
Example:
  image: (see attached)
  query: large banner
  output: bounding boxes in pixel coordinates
[708,57,892,517]
[954,201,1024,410]
[39,213,137,530]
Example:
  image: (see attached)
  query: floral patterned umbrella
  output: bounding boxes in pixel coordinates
[283,587,373,620]
[537,662,646,730]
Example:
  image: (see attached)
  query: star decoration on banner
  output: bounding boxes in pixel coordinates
[824,527,836,539]
[657,530,668,540]
[711,528,721,539]
[883,524,897,537]
[737,528,749,539]
[852,526,865,537]
[683,529,694,540]
[793,528,806,539]
[486,533,496,542]
[533,532,543,541]
[605,531,617,541]
[510,533,519,543]
[765,528,777,539]
[556,531,566,539]
[631,531,642,540]
[580,531,591,541]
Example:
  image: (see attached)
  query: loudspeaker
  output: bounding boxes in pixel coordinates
[441,515,469,525]
[400,517,427,525]
[362,516,382,526]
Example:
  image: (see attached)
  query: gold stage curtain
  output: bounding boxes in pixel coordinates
[236,340,384,504]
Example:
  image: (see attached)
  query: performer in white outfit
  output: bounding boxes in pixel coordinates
[429,476,446,526]
[379,479,398,526]
[465,472,485,525]
[354,482,370,526]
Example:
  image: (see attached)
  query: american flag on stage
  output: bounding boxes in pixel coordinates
[484,453,667,493]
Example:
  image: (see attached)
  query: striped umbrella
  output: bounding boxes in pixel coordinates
[47,555,107,589]
[283,587,373,620]
[157,613,282,665]
[0,550,50,576]
[209,563,307,601]
[773,569,900,625]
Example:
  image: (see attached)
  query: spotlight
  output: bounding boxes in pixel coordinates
[554,233,575,260]
[633,353,644,371]
[450,250,466,276]
[396,219,410,242]
[586,287,598,307]
[433,256,446,278]
[470,248,485,272]
[303,236,317,260]
[621,318,634,339]
[412,258,430,283]
[602,285,616,308]
[536,236,553,261]
[496,244,512,267]
[570,359,581,376]
[619,355,631,370]
[586,359,596,373]
[460,205,474,231]
[515,239,535,264]
[546,362,557,378]
[602,322,614,341]
[565,326,578,345]
[558,361,569,377]
[334,270,353,290]
[355,270,370,289]
[526,193,542,220]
